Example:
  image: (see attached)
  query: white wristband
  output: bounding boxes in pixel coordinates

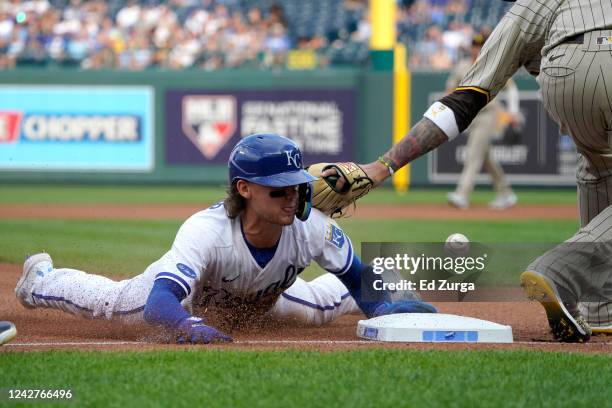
[423,102,460,140]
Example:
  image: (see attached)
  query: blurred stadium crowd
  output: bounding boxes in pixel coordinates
[0,0,511,71]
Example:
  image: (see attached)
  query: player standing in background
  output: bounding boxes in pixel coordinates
[446,32,522,210]
[15,134,435,344]
[326,0,612,342]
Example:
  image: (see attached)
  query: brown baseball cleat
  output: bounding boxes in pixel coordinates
[520,271,591,343]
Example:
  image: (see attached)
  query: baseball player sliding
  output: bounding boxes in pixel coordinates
[15,134,435,344]
[315,0,612,342]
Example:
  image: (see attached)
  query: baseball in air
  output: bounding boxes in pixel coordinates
[445,233,470,256]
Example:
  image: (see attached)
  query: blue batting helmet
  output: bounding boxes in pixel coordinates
[228,133,316,187]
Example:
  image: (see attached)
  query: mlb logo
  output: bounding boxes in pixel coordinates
[182,95,237,159]
[0,112,23,143]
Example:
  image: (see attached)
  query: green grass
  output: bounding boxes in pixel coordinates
[1,350,610,407]
[0,184,577,205]
[359,186,578,205]
[0,219,178,275]
[0,185,605,407]
[338,218,579,243]
[0,184,228,204]
[0,184,580,281]
[0,218,579,278]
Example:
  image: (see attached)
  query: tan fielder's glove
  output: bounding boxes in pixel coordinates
[307,162,374,217]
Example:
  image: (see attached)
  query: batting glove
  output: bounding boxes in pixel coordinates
[177,317,233,344]
[371,300,437,318]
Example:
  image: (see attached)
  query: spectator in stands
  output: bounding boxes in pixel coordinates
[267,4,287,29]
[442,21,472,62]
[352,10,370,43]
[19,23,47,65]
[198,31,224,71]
[246,6,265,31]
[263,23,289,69]
[0,11,14,69]
[429,45,452,70]
[0,12,14,43]
[446,0,468,16]
[116,0,140,31]
[224,12,262,68]
[398,0,509,71]
[410,26,451,70]
[65,27,91,65]
[0,0,507,72]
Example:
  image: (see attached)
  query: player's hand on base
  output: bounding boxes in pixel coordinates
[177,317,233,344]
[371,300,437,318]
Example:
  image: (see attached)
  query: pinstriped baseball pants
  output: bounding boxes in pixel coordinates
[529,30,612,328]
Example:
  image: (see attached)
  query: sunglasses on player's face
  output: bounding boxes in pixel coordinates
[268,186,298,198]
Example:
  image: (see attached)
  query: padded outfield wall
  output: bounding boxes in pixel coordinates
[0,68,562,186]
[0,68,391,185]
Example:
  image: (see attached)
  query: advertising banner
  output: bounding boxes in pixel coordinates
[165,89,355,165]
[0,86,154,171]
[429,91,578,185]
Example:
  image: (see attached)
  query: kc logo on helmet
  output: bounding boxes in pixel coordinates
[285,150,302,168]
[182,95,237,159]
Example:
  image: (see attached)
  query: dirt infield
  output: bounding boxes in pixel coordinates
[2,263,610,353]
[2,202,610,353]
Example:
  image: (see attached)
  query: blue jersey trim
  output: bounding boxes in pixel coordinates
[241,220,279,268]
[326,240,353,275]
[281,292,350,311]
[155,272,191,296]
[32,293,92,312]
[32,293,145,315]
[115,305,146,315]
[144,279,190,328]
[338,240,354,274]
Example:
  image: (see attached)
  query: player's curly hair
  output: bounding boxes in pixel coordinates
[223,182,246,219]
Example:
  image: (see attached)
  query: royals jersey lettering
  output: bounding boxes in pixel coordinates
[147,205,353,308]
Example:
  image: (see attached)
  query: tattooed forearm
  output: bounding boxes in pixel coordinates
[383,117,449,169]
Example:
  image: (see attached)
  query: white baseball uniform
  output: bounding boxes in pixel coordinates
[28,204,359,327]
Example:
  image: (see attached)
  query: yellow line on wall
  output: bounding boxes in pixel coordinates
[393,43,410,193]
[369,0,396,50]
